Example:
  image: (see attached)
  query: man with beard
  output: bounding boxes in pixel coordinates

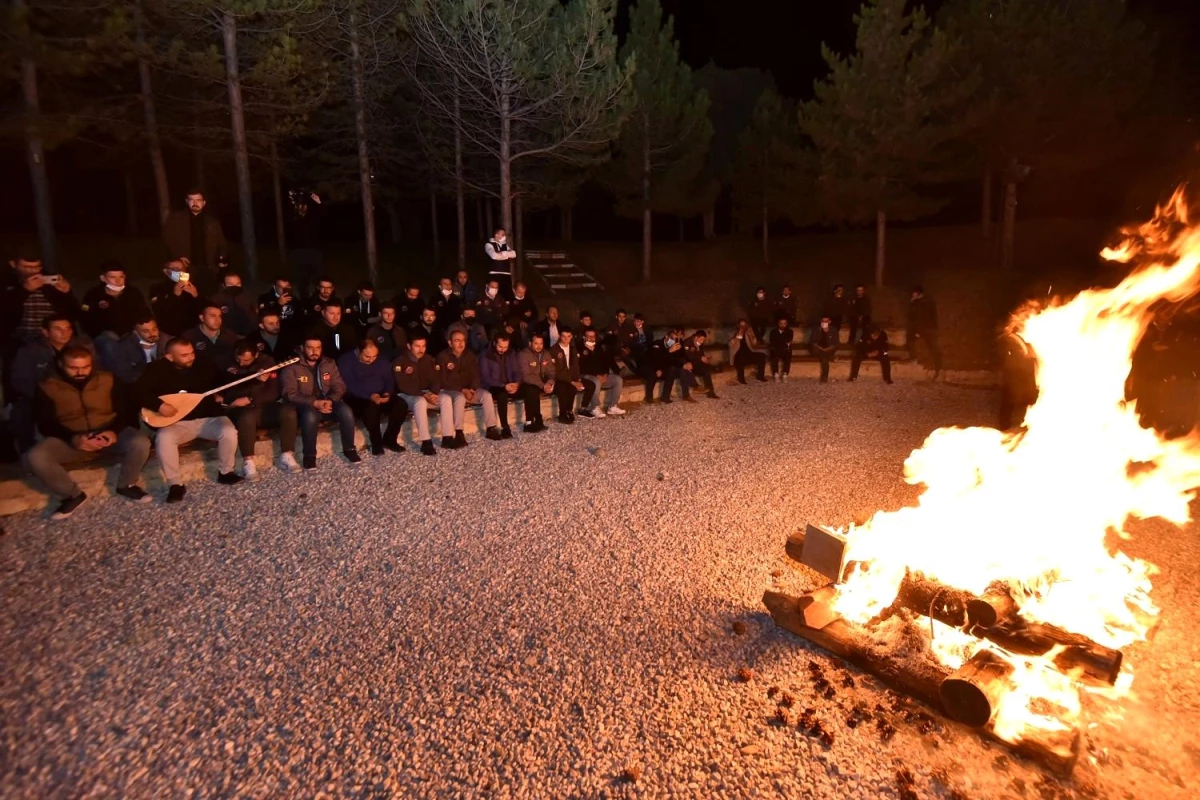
[394,283,425,329]
[215,340,286,481]
[518,333,555,433]
[408,307,446,358]
[304,277,340,321]
[162,188,226,297]
[11,316,94,452]
[136,338,242,502]
[454,269,480,307]
[365,303,408,362]
[105,314,163,385]
[338,339,406,456]
[257,276,301,332]
[507,281,537,349]
[531,305,562,350]
[30,347,152,519]
[211,271,257,337]
[436,330,481,449]
[245,310,294,360]
[391,331,442,456]
[479,333,524,439]
[280,336,361,469]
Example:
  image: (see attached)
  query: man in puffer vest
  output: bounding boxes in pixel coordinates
[29,346,152,520]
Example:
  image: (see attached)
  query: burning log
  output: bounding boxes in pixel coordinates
[763,588,1082,777]
[939,650,1015,727]
[785,528,1124,686]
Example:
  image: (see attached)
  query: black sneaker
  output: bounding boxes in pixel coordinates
[525,420,545,433]
[706,391,720,400]
[441,435,456,449]
[485,427,502,441]
[420,439,437,456]
[577,409,595,419]
[303,455,317,470]
[756,375,768,382]
[660,397,673,404]
[383,441,404,453]
[683,395,699,404]
[453,431,468,449]
[166,484,186,504]
[645,397,657,405]
[501,427,513,439]
[116,485,152,504]
[737,377,747,385]
[557,414,572,424]
[217,471,244,485]
[344,450,363,464]
[371,445,384,456]
[51,492,87,520]
[885,379,894,385]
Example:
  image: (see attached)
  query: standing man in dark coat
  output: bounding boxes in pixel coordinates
[286,190,323,297]
[847,284,872,345]
[162,188,226,298]
[749,287,773,340]
[907,285,943,379]
[822,284,849,340]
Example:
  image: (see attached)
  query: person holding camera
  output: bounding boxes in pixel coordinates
[29,346,152,519]
[148,261,201,337]
[1,250,79,349]
[257,276,302,333]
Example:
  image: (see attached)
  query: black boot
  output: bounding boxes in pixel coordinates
[454,431,468,448]
[486,426,502,440]
[420,439,437,456]
[441,435,455,449]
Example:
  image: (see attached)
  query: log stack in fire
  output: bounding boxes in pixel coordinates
[765,189,1200,778]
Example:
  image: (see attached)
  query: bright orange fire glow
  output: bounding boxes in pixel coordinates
[826,187,1200,742]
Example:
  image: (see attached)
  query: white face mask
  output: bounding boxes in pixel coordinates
[169,270,182,282]
[486,287,498,298]
[441,288,452,297]
[756,293,765,300]
[496,237,506,246]
[105,282,125,293]
[821,323,830,331]
[584,341,595,350]
[665,338,675,347]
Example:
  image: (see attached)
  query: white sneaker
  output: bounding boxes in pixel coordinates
[242,459,261,481]
[606,405,626,416]
[773,374,780,382]
[277,452,302,474]
[782,374,789,382]
[592,407,607,418]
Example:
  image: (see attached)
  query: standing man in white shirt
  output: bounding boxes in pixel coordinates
[484,227,518,299]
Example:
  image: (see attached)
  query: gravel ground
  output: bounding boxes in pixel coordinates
[2,370,1198,799]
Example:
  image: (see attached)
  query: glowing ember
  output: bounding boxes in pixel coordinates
[825,187,1200,743]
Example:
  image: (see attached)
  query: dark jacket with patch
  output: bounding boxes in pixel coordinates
[436,349,481,392]
[280,356,346,404]
[391,352,440,396]
[80,284,150,338]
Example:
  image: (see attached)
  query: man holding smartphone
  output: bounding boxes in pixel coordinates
[162,188,227,297]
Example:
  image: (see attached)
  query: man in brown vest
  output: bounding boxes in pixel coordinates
[28,347,152,520]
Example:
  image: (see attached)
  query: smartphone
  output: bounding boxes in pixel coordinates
[178,271,190,283]
[43,274,61,284]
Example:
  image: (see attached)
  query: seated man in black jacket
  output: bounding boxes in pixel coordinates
[849,326,893,384]
[257,276,301,332]
[80,260,150,341]
[29,347,153,519]
[577,328,626,418]
[305,303,359,360]
[216,340,289,481]
[182,303,239,368]
[148,261,201,337]
[245,309,295,360]
[136,338,243,502]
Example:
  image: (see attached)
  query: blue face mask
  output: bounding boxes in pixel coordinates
[169,270,182,282]
[665,338,675,347]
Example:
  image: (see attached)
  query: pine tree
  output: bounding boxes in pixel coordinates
[939,0,1153,266]
[800,0,974,286]
[605,0,712,280]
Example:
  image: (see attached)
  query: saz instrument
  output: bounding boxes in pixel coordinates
[142,357,300,428]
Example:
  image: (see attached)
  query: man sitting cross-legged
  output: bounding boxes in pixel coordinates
[29,346,153,519]
[135,338,243,503]
[279,335,361,470]
[436,329,481,449]
[391,331,442,456]
[518,333,555,433]
[338,339,407,456]
[479,332,523,440]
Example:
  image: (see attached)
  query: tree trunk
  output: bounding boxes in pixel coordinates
[703,205,716,240]
[192,106,205,190]
[875,209,886,287]
[1001,179,1018,271]
[485,196,494,237]
[221,12,258,278]
[430,183,440,268]
[514,193,524,284]
[454,85,466,271]
[123,170,138,236]
[499,82,513,247]
[641,115,652,282]
[388,202,402,243]
[475,196,485,243]
[347,5,378,285]
[17,9,57,271]
[135,1,170,225]
[271,137,287,267]
[981,165,993,239]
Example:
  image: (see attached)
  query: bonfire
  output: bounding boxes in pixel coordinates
[765,188,1200,774]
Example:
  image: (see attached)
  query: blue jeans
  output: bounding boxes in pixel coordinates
[295,400,357,457]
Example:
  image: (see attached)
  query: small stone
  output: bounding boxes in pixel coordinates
[731,621,747,636]
[592,447,606,458]
[656,472,665,481]
[739,744,761,756]
[621,765,642,783]
[736,667,754,682]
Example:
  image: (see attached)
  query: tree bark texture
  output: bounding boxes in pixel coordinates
[17,4,57,270]
[136,1,170,225]
[221,12,258,278]
[347,5,378,285]
[641,114,652,282]
[430,183,440,268]
[454,86,466,271]
[271,138,287,266]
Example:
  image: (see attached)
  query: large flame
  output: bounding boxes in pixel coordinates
[826,187,1200,741]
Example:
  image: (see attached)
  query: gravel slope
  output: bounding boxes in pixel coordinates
[2,371,1197,799]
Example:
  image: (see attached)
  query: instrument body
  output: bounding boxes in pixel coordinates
[141,357,299,428]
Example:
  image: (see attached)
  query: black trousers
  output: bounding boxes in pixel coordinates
[346,395,407,449]
[229,402,296,458]
[850,354,891,382]
[813,352,835,381]
[522,383,545,422]
[690,362,715,393]
[488,387,520,430]
[848,317,869,345]
[769,349,792,376]
[734,348,766,381]
[553,381,578,417]
[912,330,943,372]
